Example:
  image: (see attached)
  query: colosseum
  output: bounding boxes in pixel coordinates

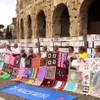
[16,0,100,39]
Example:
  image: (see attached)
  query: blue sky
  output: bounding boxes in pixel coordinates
[0,0,16,27]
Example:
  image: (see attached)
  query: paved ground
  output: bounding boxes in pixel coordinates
[0,79,99,100]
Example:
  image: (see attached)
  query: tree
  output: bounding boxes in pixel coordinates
[0,24,4,29]
[0,24,4,39]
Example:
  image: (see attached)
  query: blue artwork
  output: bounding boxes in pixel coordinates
[0,84,76,100]
[64,82,76,91]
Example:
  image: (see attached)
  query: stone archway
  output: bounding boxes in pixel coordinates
[53,3,70,37]
[27,15,32,38]
[88,0,100,34]
[37,10,46,37]
[20,18,24,39]
[79,0,100,35]
[17,21,19,38]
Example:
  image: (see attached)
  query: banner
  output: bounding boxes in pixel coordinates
[0,84,76,100]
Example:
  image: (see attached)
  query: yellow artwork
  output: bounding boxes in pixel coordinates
[98,82,100,86]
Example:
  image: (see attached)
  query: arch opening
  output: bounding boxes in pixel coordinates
[37,10,46,37]
[80,0,100,35]
[20,19,24,39]
[53,3,70,37]
[17,21,19,39]
[88,0,100,34]
[27,15,32,38]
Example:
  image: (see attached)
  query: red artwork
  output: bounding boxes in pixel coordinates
[55,67,67,82]
[41,66,56,87]
[31,56,41,68]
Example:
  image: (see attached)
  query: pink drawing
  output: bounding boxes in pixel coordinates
[9,55,16,66]
[4,54,10,64]
[17,67,25,77]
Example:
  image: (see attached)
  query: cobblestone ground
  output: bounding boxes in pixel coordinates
[0,79,99,100]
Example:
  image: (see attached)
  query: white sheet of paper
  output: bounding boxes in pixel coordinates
[94,41,100,48]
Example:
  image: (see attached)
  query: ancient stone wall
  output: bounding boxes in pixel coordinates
[16,0,97,39]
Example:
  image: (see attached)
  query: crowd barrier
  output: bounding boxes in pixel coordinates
[0,35,100,57]
[0,52,100,98]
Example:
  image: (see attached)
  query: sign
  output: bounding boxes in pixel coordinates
[0,84,76,100]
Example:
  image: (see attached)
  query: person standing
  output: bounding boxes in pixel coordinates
[40,46,47,66]
[4,45,12,54]
[12,43,20,56]
[94,45,100,58]
[19,49,27,68]
[67,46,76,62]
[20,49,27,58]
[53,45,59,53]
[41,46,47,58]
[27,47,36,58]
[25,47,35,68]
[78,46,88,59]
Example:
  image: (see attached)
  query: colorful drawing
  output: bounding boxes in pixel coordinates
[31,56,41,68]
[32,67,46,86]
[57,52,67,68]
[41,66,56,87]
[4,54,10,64]
[47,52,57,66]
[55,67,67,82]
[9,55,16,66]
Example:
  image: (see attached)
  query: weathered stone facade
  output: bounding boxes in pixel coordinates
[16,0,100,39]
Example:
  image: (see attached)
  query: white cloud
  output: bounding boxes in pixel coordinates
[0,0,16,27]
